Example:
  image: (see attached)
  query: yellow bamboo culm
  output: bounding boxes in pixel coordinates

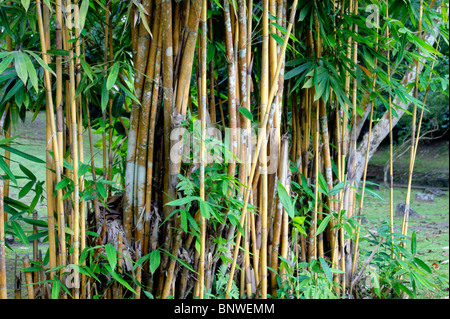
[36,0,67,275]
[0,177,6,299]
[198,0,208,300]
[401,0,424,241]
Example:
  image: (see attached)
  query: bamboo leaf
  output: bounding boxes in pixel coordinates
[107,62,120,90]
[11,221,29,246]
[23,53,38,93]
[18,180,34,199]
[319,257,333,285]
[101,78,109,111]
[25,50,57,77]
[238,107,253,122]
[14,52,28,86]
[165,196,199,207]
[21,0,30,12]
[55,178,71,191]
[104,264,137,294]
[199,199,211,219]
[0,154,17,185]
[180,209,188,233]
[161,249,198,274]
[277,181,295,219]
[149,250,160,274]
[105,244,117,271]
[96,181,107,199]
[51,276,61,299]
[293,216,306,235]
[317,214,332,235]
[411,230,417,255]
[79,0,90,31]
[413,257,432,274]
[0,54,14,76]
[0,145,45,164]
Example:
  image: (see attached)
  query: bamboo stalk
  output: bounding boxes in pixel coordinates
[65,0,81,298]
[259,0,269,299]
[225,0,298,298]
[386,0,395,252]
[401,0,423,240]
[0,177,5,299]
[197,0,208,299]
[36,0,67,275]
[124,0,152,243]
[23,256,34,299]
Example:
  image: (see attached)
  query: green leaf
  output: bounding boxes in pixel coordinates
[199,199,211,219]
[105,244,117,271]
[0,155,17,185]
[18,181,34,199]
[0,54,14,76]
[411,230,417,255]
[46,49,69,57]
[96,181,107,199]
[317,171,329,195]
[101,78,109,111]
[79,0,90,31]
[413,257,432,274]
[329,182,345,196]
[0,145,45,164]
[80,58,93,81]
[317,214,332,235]
[24,50,56,77]
[319,257,333,285]
[238,107,253,122]
[150,250,160,274]
[107,62,120,90]
[293,216,306,235]
[52,276,61,299]
[180,209,188,232]
[277,181,295,219]
[21,0,30,11]
[23,53,38,93]
[22,218,47,228]
[165,196,199,207]
[55,178,71,191]
[104,264,137,294]
[14,52,28,86]
[11,221,29,246]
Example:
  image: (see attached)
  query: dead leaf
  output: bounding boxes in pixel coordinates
[432,262,440,270]
[359,65,373,78]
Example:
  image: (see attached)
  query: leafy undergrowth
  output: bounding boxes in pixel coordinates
[362,186,449,299]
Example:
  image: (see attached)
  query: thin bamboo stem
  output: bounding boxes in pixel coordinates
[0,177,5,299]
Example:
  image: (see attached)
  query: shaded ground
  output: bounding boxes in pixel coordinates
[367,140,449,187]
